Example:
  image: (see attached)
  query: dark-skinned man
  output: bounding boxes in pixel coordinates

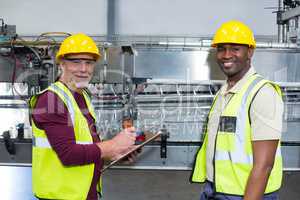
[191,20,283,200]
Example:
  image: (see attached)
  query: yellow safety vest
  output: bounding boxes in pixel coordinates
[191,74,282,195]
[30,81,102,200]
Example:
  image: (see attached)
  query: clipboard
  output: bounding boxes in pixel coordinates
[101,131,162,172]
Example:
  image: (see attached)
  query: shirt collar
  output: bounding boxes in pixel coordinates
[220,67,256,95]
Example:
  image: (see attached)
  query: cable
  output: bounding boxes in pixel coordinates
[35,32,71,43]
[34,32,71,59]
[6,35,42,64]
[9,37,27,102]
[39,32,71,37]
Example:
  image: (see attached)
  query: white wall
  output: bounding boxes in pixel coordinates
[0,0,278,37]
[116,0,278,36]
[0,0,107,35]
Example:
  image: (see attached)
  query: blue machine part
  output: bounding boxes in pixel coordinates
[0,35,11,42]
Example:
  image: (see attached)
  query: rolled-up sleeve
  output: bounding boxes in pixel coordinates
[250,83,284,141]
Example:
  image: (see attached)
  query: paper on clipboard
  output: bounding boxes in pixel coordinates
[101,131,162,172]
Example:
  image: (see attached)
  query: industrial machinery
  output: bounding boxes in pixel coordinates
[90,41,300,170]
[1,33,300,171]
[0,18,16,42]
[278,0,300,44]
[0,0,300,179]
[0,9,300,197]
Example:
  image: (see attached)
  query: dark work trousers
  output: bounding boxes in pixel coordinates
[200,181,279,200]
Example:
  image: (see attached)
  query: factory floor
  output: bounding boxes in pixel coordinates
[103,169,300,200]
[1,166,299,199]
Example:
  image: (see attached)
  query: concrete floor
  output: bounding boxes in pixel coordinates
[103,169,300,200]
[0,166,299,199]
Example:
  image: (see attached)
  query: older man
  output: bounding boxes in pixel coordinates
[30,33,136,200]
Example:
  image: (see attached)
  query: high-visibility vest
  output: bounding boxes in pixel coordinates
[191,74,282,195]
[30,81,102,200]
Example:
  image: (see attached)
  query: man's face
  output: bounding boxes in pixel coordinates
[216,43,254,79]
[59,53,96,90]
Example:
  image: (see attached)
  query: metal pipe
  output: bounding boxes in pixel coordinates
[1,163,299,171]
[107,0,117,43]
[134,40,300,49]
[147,79,224,85]
[277,81,300,87]
[278,24,284,43]
[255,41,298,48]
[147,79,300,87]
[284,23,289,42]
[1,35,299,49]
[157,40,211,47]
[278,0,285,42]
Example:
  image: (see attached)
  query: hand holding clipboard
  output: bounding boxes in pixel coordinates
[101,131,162,173]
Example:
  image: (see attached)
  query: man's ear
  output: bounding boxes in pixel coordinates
[57,66,62,76]
[57,62,66,75]
[248,48,254,59]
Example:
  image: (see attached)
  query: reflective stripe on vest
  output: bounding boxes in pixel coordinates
[33,137,93,148]
[50,84,76,125]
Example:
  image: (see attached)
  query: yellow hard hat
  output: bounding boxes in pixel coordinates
[56,33,101,62]
[211,20,256,48]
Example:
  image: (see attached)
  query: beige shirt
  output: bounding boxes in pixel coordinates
[206,67,284,181]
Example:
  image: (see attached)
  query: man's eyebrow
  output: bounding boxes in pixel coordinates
[64,58,96,61]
